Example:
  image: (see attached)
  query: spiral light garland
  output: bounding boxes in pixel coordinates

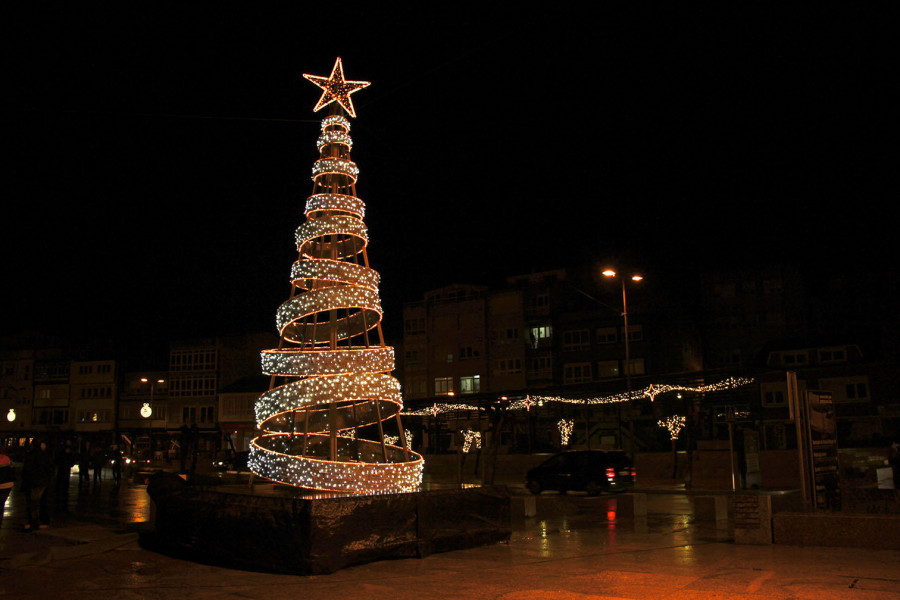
[250,60,422,495]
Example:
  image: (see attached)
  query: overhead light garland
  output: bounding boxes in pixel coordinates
[251,59,422,495]
[405,377,755,416]
[523,377,756,408]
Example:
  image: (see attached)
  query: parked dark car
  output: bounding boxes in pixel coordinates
[526,450,635,495]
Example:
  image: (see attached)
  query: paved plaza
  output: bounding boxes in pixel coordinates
[2,472,899,599]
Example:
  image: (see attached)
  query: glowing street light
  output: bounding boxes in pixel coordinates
[603,268,644,456]
[139,378,165,458]
[140,377,165,416]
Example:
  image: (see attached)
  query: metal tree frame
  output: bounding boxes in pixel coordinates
[249,60,422,494]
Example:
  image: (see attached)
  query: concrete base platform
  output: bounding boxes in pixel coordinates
[145,474,511,575]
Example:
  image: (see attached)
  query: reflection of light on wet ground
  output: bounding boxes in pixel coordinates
[3,491,18,519]
[675,543,698,566]
[539,519,550,538]
[63,475,157,525]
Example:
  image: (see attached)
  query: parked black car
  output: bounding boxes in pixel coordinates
[526,450,635,495]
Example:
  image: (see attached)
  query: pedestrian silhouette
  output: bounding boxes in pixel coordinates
[91,445,107,487]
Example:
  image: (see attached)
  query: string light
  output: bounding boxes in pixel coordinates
[558,419,575,446]
[384,430,413,447]
[311,157,359,182]
[406,376,755,416]
[303,57,371,119]
[322,115,351,130]
[318,130,352,150]
[658,415,686,440]
[528,377,755,407]
[295,215,368,255]
[305,193,365,219]
[251,60,421,495]
[461,429,482,453]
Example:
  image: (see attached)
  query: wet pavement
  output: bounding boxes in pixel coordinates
[2,470,899,599]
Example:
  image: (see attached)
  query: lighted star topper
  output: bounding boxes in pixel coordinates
[303,57,370,118]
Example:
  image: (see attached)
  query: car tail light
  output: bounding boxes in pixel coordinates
[606,467,615,481]
[630,468,636,478]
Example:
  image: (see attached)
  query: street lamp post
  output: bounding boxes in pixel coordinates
[140,378,165,458]
[603,269,643,457]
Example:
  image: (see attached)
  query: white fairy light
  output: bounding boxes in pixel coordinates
[658,415,686,440]
[290,258,380,292]
[528,377,755,407]
[558,419,575,446]
[461,429,482,453]
[261,347,394,377]
[305,193,365,218]
[317,130,352,150]
[322,114,351,131]
[251,82,422,495]
[312,157,359,181]
[295,214,368,251]
[405,377,755,416]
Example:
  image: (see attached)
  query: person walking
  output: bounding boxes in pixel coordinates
[21,440,53,531]
[54,439,76,505]
[91,444,106,487]
[110,445,123,488]
[78,441,92,489]
[0,446,15,528]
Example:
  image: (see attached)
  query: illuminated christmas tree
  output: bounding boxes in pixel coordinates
[249,58,423,494]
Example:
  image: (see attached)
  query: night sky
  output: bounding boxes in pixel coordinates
[2,5,891,364]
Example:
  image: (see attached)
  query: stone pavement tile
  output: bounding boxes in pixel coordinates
[35,523,132,543]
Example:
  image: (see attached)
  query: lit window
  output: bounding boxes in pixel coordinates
[434,377,454,395]
[529,325,552,348]
[460,375,481,394]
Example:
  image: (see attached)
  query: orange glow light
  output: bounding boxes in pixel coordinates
[303,57,371,118]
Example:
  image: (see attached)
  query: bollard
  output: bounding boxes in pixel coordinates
[692,495,728,522]
[510,495,537,529]
[615,493,647,518]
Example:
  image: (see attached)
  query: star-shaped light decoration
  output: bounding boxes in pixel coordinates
[303,57,371,118]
